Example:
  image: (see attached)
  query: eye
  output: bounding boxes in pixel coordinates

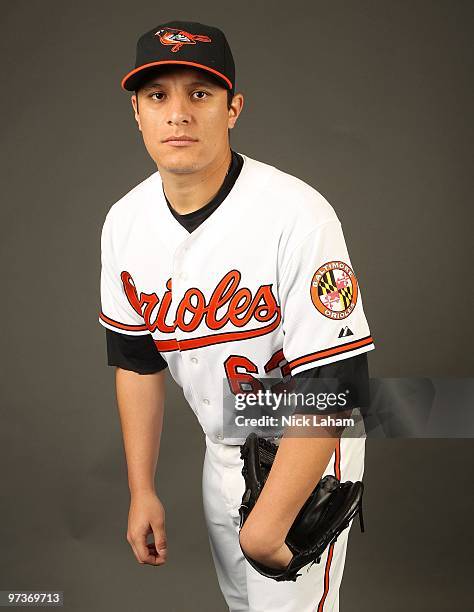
[150,92,165,101]
[192,90,209,99]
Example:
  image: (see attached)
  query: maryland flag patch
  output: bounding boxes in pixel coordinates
[310,260,358,319]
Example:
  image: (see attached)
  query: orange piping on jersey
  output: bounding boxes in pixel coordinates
[99,311,148,332]
[288,336,374,372]
[121,61,233,90]
[153,311,282,352]
[317,438,341,611]
[317,541,335,611]
[154,338,180,351]
[334,438,341,480]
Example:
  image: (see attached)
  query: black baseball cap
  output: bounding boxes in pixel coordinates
[121,20,235,94]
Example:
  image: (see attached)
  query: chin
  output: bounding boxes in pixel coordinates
[156,149,204,174]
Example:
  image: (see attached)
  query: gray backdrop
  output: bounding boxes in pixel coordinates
[0,1,472,610]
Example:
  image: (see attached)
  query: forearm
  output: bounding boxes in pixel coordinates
[115,367,166,496]
[240,435,338,558]
[240,356,368,563]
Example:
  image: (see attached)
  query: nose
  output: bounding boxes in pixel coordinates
[167,95,192,126]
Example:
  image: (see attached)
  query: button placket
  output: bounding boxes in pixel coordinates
[173,243,214,425]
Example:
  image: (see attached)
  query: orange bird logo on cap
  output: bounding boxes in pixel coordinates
[155,28,212,52]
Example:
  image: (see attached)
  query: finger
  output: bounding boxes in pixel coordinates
[151,525,168,565]
[129,531,160,565]
[128,538,145,564]
[151,546,167,565]
[151,541,167,565]
[137,541,165,566]
[146,542,165,565]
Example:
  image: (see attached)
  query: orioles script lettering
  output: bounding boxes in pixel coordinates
[120,269,281,335]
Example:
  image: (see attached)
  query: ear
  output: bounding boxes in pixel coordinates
[228,92,244,130]
[131,94,142,132]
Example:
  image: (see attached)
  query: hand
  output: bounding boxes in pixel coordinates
[127,491,168,566]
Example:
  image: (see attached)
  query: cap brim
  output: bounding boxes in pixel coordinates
[121,60,233,91]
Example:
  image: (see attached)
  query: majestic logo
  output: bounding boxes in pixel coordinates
[310,260,358,320]
[338,326,354,338]
[121,269,281,351]
[154,28,212,52]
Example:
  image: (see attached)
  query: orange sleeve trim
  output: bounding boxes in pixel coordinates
[99,311,148,332]
[287,336,374,372]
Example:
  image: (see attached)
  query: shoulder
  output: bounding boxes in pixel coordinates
[240,153,340,232]
[101,171,160,236]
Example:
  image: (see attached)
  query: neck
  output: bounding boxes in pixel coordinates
[159,148,232,215]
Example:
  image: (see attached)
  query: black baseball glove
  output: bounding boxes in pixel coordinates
[238,432,365,582]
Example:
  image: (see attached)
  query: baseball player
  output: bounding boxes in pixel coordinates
[99,20,375,612]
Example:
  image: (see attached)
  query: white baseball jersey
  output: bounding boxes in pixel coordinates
[99,153,375,443]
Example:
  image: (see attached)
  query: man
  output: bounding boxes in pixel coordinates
[99,20,375,611]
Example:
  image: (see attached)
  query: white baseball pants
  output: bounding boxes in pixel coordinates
[202,435,365,612]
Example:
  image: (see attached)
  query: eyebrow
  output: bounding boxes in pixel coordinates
[141,79,217,91]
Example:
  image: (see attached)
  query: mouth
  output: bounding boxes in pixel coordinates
[162,136,198,147]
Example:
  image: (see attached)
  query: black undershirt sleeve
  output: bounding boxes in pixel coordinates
[105,328,168,375]
[292,352,370,414]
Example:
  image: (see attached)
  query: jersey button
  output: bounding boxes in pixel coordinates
[216,434,223,440]
[202,399,210,405]
[191,357,198,364]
